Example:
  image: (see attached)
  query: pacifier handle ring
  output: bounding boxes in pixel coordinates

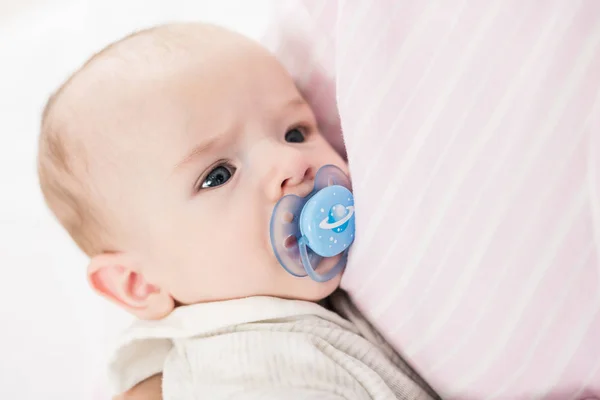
[298,236,347,283]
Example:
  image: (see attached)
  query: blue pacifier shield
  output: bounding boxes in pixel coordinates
[269,165,356,282]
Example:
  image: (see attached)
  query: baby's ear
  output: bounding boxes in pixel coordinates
[87,253,174,320]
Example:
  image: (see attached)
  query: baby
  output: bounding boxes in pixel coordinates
[37,23,437,400]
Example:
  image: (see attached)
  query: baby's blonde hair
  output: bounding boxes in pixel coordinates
[37,26,163,256]
[38,81,107,256]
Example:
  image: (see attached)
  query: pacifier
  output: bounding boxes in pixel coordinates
[270,164,356,282]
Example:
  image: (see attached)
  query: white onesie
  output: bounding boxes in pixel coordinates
[108,290,438,400]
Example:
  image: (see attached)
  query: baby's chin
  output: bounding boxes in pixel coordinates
[279,268,343,303]
[260,240,345,302]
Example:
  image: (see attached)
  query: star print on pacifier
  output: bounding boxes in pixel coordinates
[269,164,356,282]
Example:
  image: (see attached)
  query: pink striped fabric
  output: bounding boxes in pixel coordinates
[264,1,600,399]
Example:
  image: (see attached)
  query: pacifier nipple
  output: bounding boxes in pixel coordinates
[269,165,356,282]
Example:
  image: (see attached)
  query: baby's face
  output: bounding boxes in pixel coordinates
[82,32,346,305]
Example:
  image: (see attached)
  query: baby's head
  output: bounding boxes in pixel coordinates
[38,23,347,319]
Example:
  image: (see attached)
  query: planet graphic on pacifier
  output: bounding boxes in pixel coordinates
[319,204,355,233]
[300,185,355,258]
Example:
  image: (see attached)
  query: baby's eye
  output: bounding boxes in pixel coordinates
[199,164,236,190]
[285,127,306,143]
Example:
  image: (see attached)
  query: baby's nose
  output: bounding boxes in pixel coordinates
[247,138,316,201]
[265,153,315,201]
[280,156,313,186]
[280,163,315,197]
[269,156,315,201]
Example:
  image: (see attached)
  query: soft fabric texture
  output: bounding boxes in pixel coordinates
[263,1,600,399]
[107,291,438,399]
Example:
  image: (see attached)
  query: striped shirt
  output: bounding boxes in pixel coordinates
[108,291,439,400]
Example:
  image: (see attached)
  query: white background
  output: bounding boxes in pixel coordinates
[0,1,271,398]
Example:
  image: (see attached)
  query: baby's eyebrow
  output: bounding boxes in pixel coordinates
[285,96,309,110]
[174,96,307,171]
[174,134,222,171]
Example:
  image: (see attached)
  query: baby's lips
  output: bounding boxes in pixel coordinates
[282,235,300,261]
[269,192,307,277]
